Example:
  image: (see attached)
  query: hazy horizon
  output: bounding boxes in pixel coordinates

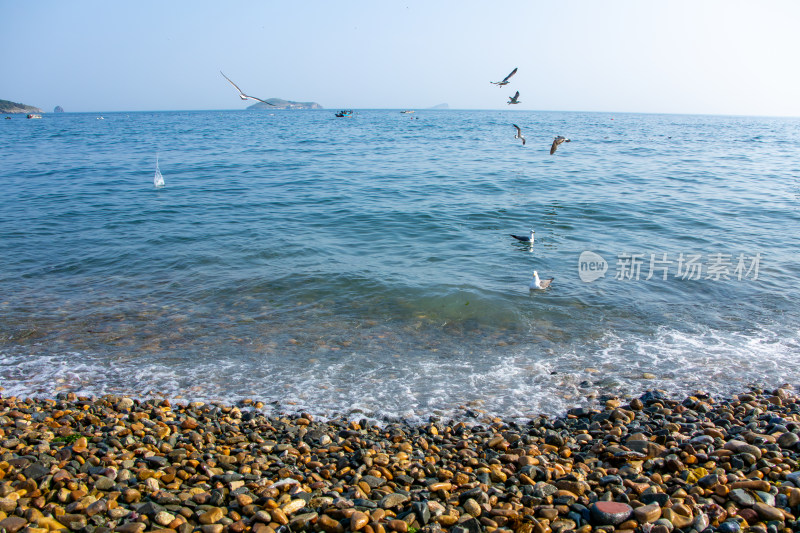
[3,1,800,118]
[8,108,800,121]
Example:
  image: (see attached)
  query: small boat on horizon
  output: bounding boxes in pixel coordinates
[335,110,354,117]
[401,110,415,114]
[26,114,42,119]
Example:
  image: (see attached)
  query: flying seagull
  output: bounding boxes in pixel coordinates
[510,229,534,243]
[491,67,518,86]
[512,124,526,145]
[220,71,274,106]
[508,91,520,105]
[530,271,554,290]
[550,135,570,154]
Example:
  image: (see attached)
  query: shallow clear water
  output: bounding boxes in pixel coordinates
[1,109,799,420]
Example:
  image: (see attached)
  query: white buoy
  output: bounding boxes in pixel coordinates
[154,153,165,188]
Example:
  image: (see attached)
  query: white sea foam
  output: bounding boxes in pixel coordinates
[154,153,165,188]
[2,321,797,424]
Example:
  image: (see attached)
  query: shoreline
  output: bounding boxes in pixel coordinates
[1,387,800,533]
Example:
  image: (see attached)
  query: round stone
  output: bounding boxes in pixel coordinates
[719,521,742,533]
[590,501,633,525]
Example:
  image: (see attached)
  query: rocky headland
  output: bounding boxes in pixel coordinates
[1,387,799,533]
[0,99,44,114]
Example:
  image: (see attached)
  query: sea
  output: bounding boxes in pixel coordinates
[1,109,799,422]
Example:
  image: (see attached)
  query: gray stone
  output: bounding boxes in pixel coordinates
[412,501,431,525]
[213,473,243,483]
[23,462,51,480]
[353,498,377,509]
[360,475,385,488]
[786,471,800,486]
[724,440,762,460]
[135,501,166,518]
[689,435,715,447]
[756,491,776,506]
[289,512,318,531]
[717,520,742,533]
[95,476,115,491]
[698,474,719,488]
[777,432,799,449]
[653,518,674,532]
[532,482,558,498]
[145,455,168,468]
[640,493,670,507]
[730,489,756,507]
[380,493,409,509]
[455,518,481,533]
[693,513,710,531]
[458,487,488,504]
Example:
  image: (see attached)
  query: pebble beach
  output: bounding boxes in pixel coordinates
[2,387,800,533]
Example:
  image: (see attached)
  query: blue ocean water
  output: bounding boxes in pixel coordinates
[1,109,799,420]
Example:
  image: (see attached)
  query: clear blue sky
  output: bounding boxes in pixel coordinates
[3,0,800,116]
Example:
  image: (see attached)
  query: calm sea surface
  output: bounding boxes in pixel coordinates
[1,109,799,421]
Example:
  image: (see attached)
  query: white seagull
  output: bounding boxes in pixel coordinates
[508,91,521,105]
[220,71,275,105]
[491,67,518,86]
[530,271,554,290]
[512,124,526,145]
[510,229,534,243]
[550,136,571,154]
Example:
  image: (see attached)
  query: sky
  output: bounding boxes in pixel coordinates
[3,1,800,116]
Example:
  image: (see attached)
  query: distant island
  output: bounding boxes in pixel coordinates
[428,103,449,109]
[0,99,44,114]
[54,106,64,113]
[247,98,322,110]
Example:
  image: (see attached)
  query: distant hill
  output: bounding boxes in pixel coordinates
[428,103,449,109]
[248,98,322,110]
[0,99,44,114]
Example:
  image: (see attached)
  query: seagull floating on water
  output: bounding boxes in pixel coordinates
[512,124,526,145]
[550,135,570,154]
[220,71,275,106]
[491,67,518,86]
[530,270,554,290]
[510,229,534,243]
[507,91,520,105]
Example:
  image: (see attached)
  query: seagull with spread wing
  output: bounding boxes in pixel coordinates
[550,135,571,154]
[491,67,518,86]
[512,124,526,145]
[220,71,274,106]
[508,91,521,105]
